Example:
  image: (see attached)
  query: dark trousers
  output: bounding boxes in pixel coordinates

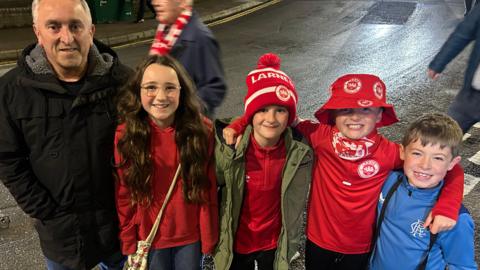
[305,240,370,270]
[136,0,155,20]
[148,241,201,270]
[230,249,276,270]
[45,251,125,270]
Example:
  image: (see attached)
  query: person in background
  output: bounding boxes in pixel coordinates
[150,0,227,118]
[465,0,478,16]
[114,54,218,270]
[369,113,477,270]
[136,0,155,23]
[214,53,312,270]
[0,0,131,269]
[428,5,480,134]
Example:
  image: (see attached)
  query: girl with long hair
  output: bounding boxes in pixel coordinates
[114,54,218,269]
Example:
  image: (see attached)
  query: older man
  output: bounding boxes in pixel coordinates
[150,0,227,118]
[0,0,131,269]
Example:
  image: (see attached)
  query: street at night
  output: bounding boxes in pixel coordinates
[0,0,479,269]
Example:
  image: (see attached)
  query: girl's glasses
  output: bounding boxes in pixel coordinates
[141,84,181,97]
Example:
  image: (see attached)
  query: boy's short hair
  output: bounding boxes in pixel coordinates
[402,113,463,157]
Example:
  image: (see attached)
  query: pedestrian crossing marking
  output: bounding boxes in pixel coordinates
[464,174,480,196]
[468,151,480,165]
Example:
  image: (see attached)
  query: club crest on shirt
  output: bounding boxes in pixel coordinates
[410,219,427,238]
[344,78,362,94]
[357,159,380,178]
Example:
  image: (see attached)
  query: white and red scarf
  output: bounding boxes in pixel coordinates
[332,130,378,161]
[149,7,192,56]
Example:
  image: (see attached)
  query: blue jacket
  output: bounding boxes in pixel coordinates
[170,12,226,116]
[428,5,480,121]
[369,171,477,270]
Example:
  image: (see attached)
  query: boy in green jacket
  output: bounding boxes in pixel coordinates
[213,53,312,270]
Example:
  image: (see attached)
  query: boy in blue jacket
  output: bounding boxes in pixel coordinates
[369,113,477,270]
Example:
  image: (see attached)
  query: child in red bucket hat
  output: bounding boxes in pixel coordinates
[314,74,398,127]
[225,73,464,270]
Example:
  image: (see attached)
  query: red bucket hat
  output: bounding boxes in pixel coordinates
[314,74,399,127]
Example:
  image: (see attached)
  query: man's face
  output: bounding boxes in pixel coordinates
[34,0,94,80]
[151,0,185,25]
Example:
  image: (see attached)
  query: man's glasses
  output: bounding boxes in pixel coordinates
[141,83,181,97]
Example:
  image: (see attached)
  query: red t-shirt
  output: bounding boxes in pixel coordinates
[234,135,286,254]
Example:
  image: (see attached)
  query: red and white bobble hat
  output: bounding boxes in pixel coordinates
[244,53,297,124]
[314,74,399,127]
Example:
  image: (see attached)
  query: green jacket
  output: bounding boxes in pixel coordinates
[213,118,312,270]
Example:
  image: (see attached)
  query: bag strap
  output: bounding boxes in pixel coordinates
[144,164,182,244]
[371,174,403,253]
[416,232,438,270]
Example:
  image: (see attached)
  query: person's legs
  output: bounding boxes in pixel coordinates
[334,252,371,270]
[305,239,337,270]
[45,258,73,270]
[305,239,370,270]
[466,0,474,14]
[146,0,156,16]
[148,248,173,270]
[448,101,479,134]
[173,241,202,270]
[230,252,256,270]
[255,249,276,270]
[97,251,126,270]
[136,0,146,22]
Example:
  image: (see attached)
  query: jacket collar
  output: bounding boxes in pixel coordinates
[23,40,114,78]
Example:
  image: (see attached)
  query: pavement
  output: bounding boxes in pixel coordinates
[0,0,273,64]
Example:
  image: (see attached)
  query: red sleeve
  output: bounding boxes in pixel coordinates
[199,130,219,254]
[431,164,464,221]
[227,115,249,135]
[113,125,138,255]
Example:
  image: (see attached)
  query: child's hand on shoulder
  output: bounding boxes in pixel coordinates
[424,212,457,234]
[223,128,242,148]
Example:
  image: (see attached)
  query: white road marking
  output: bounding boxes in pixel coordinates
[464,174,480,196]
[468,151,480,165]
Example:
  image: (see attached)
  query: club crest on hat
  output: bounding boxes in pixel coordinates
[357,99,373,107]
[357,159,380,178]
[344,78,362,94]
[373,82,384,100]
[276,85,291,102]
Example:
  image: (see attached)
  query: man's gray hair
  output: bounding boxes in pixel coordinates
[32,0,93,25]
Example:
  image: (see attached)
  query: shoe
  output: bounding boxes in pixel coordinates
[136,19,145,23]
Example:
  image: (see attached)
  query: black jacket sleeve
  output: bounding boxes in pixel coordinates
[0,72,58,220]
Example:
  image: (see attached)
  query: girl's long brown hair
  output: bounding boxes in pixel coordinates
[115,54,211,205]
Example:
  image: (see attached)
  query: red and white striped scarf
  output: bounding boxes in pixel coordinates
[149,7,192,56]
